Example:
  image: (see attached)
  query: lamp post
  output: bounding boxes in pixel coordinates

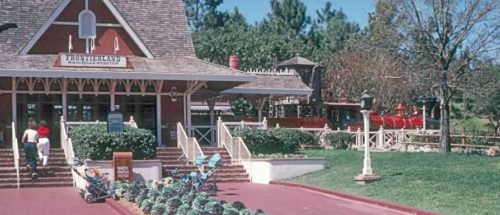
[417,95,437,131]
[355,91,382,184]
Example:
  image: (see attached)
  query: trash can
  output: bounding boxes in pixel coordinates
[113,152,133,182]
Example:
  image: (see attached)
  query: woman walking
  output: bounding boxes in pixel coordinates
[37,120,50,168]
[22,119,38,178]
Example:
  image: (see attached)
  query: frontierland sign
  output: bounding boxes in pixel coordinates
[55,53,130,68]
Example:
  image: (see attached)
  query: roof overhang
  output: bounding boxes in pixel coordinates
[222,87,312,96]
[0,69,255,82]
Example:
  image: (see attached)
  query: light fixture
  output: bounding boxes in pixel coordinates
[169,86,178,102]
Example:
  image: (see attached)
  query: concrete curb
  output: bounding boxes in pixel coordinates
[269,181,439,215]
[106,199,136,215]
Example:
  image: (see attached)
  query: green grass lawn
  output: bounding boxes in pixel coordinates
[286,150,500,215]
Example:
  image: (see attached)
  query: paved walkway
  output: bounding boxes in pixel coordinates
[216,183,415,215]
[0,187,119,215]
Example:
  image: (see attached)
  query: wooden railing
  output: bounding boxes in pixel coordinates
[11,121,20,189]
[177,123,204,163]
[217,118,252,163]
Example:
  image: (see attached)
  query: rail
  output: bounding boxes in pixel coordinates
[177,122,204,163]
[11,122,20,189]
[223,118,267,132]
[217,118,252,163]
[60,117,75,166]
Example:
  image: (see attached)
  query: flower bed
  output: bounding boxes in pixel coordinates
[112,179,266,215]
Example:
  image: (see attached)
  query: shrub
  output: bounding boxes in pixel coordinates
[70,125,156,160]
[326,132,355,149]
[233,129,315,154]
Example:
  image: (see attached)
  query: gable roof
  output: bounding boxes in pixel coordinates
[277,56,318,67]
[0,0,195,58]
[222,72,312,96]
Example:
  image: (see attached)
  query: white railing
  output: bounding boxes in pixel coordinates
[11,122,20,189]
[177,123,204,163]
[223,118,267,132]
[217,118,252,163]
[244,68,296,76]
[60,117,75,166]
[187,125,216,145]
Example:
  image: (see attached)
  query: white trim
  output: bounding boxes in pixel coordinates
[53,21,122,28]
[222,88,312,96]
[0,69,256,82]
[20,0,72,54]
[102,0,154,58]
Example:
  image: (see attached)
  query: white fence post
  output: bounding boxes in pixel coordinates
[356,128,362,150]
[378,126,384,149]
[262,117,268,130]
[217,117,222,147]
[276,123,280,128]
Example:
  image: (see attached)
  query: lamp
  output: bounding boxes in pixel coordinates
[360,91,374,110]
[416,95,437,130]
[354,90,382,184]
[169,87,178,102]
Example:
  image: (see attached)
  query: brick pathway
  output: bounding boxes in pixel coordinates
[216,183,417,215]
[0,187,119,215]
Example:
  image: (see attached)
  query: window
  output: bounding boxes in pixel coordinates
[78,10,96,39]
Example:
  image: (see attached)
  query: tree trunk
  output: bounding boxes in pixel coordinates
[439,70,451,152]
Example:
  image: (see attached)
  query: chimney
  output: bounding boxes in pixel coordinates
[229,55,239,70]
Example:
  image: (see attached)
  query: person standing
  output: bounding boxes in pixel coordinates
[37,120,50,168]
[22,120,38,178]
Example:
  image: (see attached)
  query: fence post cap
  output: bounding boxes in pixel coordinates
[337,127,341,131]
[217,116,222,121]
[60,116,65,122]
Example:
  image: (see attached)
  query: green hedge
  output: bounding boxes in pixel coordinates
[70,125,156,160]
[326,132,355,149]
[232,129,315,154]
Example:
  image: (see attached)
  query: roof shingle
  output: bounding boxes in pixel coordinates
[0,0,195,58]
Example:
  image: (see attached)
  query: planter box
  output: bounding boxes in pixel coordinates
[87,160,162,182]
[242,158,326,184]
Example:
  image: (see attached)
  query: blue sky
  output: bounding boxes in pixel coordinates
[219,0,376,28]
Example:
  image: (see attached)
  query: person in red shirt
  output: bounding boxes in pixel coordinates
[37,120,51,168]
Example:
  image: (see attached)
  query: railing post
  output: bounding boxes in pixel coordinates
[217,117,222,147]
[276,123,280,128]
[378,126,384,149]
[240,120,245,129]
[262,117,268,130]
[347,126,351,132]
[461,133,466,145]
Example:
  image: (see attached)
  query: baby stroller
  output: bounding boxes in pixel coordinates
[71,158,117,203]
[180,153,222,196]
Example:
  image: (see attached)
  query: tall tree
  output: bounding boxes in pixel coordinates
[184,0,226,31]
[395,0,500,152]
[469,65,500,135]
[323,41,413,113]
[308,2,359,61]
[260,0,310,36]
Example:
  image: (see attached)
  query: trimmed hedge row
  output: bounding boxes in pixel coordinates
[70,125,156,160]
[232,129,316,154]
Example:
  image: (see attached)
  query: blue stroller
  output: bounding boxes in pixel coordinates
[180,153,222,196]
[71,158,117,203]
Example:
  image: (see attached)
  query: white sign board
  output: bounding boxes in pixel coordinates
[59,53,127,68]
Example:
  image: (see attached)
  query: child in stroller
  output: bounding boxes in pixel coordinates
[179,153,222,196]
[71,158,117,203]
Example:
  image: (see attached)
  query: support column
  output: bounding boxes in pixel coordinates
[257,97,266,122]
[62,78,67,120]
[207,98,216,146]
[183,95,187,127]
[110,93,115,111]
[186,94,192,137]
[156,94,162,146]
[11,78,16,123]
[297,105,301,118]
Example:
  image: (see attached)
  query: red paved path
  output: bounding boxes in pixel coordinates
[0,187,119,215]
[216,183,414,215]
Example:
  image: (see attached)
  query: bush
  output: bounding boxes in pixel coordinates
[70,125,156,160]
[233,129,315,154]
[326,132,355,149]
